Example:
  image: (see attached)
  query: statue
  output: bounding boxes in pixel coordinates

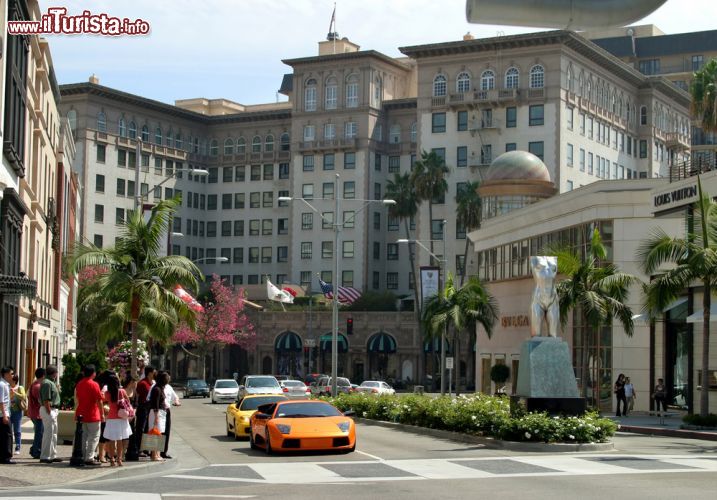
[530,256,559,337]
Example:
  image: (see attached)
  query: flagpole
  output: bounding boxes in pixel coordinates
[332,172,340,397]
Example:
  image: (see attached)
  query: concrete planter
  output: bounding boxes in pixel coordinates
[58,410,76,444]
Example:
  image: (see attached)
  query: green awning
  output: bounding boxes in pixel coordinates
[367,332,397,353]
[320,333,348,353]
[275,331,302,352]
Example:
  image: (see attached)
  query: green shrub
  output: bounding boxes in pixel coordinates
[325,393,616,444]
[682,413,717,427]
[59,351,108,408]
[490,364,510,384]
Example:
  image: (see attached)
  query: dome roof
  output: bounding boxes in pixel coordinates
[484,151,551,182]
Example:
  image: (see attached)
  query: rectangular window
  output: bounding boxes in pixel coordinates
[207,194,217,210]
[566,106,574,130]
[278,190,289,207]
[234,220,244,236]
[153,185,161,200]
[344,122,357,139]
[96,144,106,163]
[579,113,585,135]
[480,145,492,165]
[300,242,312,259]
[221,221,232,236]
[249,248,259,264]
[342,271,354,287]
[94,235,103,248]
[692,55,704,71]
[221,248,231,264]
[387,243,398,260]
[374,182,381,200]
[128,151,136,169]
[373,212,380,230]
[388,215,399,231]
[506,107,517,128]
[638,58,661,75]
[322,212,334,230]
[249,219,260,236]
[277,246,288,263]
[303,155,314,172]
[528,141,544,161]
[261,247,272,264]
[250,165,261,181]
[232,275,243,285]
[343,181,355,199]
[588,152,594,175]
[627,136,632,155]
[278,163,289,179]
[373,242,380,260]
[323,153,335,171]
[96,174,105,193]
[375,153,382,171]
[579,148,585,171]
[250,192,260,208]
[343,211,355,228]
[118,149,127,166]
[324,123,336,139]
[234,193,245,209]
[386,273,398,290]
[322,241,333,259]
[567,143,574,167]
[373,271,380,289]
[303,125,315,142]
[342,241,354,258]
[388,156,400,173]
[432,148,446,161]
[222,193,232,209]
[639,140,647,158]
[300,271,312,287]
[140,154,150,171]
[301,213,313,230]
[115,208,124,225]
[235,166,246,182]
[588,117,594,139]
[95,204,104,223]
[457,146,468,168]
[206,221,216,237]
[505,142,517,152]
[262,219,273,236]
[529,105,544,126]
[457,110,468,131]
[154,157,163,175]
[432,112,446,133]
[263,191,273,208]
[302,184,313,199]
[431,219,444,241]
[567,180,574,191]
[323,182,334,199]
[344,152,356,169]
[222,166,233,183]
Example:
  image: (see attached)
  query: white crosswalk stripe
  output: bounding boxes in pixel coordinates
[165,454,717,484]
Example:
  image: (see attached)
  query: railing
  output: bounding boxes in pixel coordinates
[669,151,717,182]
[527,88,545,99]
[431,96,446,107]
[665,132,690,150]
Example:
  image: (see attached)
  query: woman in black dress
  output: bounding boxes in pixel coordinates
[614,373,627,417]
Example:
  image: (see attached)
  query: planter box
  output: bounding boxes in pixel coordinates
[58,410,76,445]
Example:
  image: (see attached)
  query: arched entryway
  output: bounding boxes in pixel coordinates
[261,355,273,375]
[319,332,348,376]
[367,331,398,381]
[274,331,303,378]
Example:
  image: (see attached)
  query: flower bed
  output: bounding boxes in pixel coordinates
[324,393,616,444]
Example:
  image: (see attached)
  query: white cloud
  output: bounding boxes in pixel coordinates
[40,0,717,105]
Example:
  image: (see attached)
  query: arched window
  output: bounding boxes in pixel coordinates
[626,101,631,123]
[618,97,624,118]
[456,72,471,93]
[265,134,274,152]
[304,78,317,112]
[67,110,77,133]
[346,74,359,108]
[155,127,162,145]
[372,76,382,108]
[209,139,218,156]
[597,83,604,108]
[141,125,149,142]
[566,65,574,93]
[529,65,544,88]
[433,74,447,97]
[611,92,617,114]
[373,123,383,141]
[325,76,338,109]
[97,112,106,132]
[640,106,647,125]
[410,122,417,143]
[118,118,126,137]
[505,67,519,89]
[480,70,495,91]
[585,78,592,103]
[389,124,401,144]
[236,137,246,154]
[578,71,584,96]
[280,132,290,152]
[252,135,262,153]
[174,133,182,149]
[223,138,234,155]
[165,130,172,146]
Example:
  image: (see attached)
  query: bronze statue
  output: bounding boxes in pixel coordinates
[530,256,559,337]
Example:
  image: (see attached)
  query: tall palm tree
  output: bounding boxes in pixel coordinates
[72,197,201,377]
[691,59,717,134]
[548,229,636,403]
[386,172,420,313]
[455,181,482,286]
[638,177,716,417]
[422,273,498,395]
[410,150,449,257]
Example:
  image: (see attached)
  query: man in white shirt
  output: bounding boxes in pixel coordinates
[0,366,15,464]
[624,377,637,416]
[161,372,181,459]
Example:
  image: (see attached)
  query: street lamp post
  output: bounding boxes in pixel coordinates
[279,176,395,397]
[398,220,448,395]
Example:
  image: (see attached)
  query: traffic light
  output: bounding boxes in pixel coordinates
[346,317,354,335]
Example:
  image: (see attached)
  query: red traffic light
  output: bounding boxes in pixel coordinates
[346,317,354,335]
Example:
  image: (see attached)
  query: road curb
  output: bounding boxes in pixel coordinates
[617,425,717,441]
[353,417,614,452]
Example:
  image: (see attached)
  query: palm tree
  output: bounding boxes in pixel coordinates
[422,273,498,395]
[410,150,449,256]
[638,177,716,417]
[72,197,201,377]
[455,181,482,286]
[548,229,636,403]
[386,172,420,313]
[691,59,717,134]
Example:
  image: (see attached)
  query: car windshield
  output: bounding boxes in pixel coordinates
[247,377,280,388]
[361,382,379,387]
[337,378,350,387]
[282,381,305,387]
[240,396,287,410]
[215,380,238,389]
[275,402,343,418]
[188,380,207,388]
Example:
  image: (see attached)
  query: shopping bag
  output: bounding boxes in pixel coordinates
[140,431,166,452]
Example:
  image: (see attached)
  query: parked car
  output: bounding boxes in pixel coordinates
[280,380,312,399]
[225,394,288,440]
[211,379,240,404]
[184,379,210,398]
[274,375,293,382]
[237,375,283,399]
[314,376,353,396]
[357,381,395,395]
[304,373,326,386]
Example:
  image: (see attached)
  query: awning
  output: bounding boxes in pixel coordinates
[686,302,717,323]
[275,331,302,352]
[320,333,348,353]
[367,332,397,353]
[632,297,688,323]
[0,274,37,298]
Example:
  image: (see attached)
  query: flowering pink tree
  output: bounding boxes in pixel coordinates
[173,275,255,380]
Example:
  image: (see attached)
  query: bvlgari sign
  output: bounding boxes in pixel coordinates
[654,185,697,208]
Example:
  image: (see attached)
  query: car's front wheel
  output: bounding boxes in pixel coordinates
[226,423,233,438]
[249,432,259,450]
[234,420,242,441]
[265,432,273,455]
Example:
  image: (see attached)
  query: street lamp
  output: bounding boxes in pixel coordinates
[279,174,395,397]
[192,256,228,264]
[398,220,449,395]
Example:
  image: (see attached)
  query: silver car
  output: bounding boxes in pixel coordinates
[211,379,239,404]
[280,380,311,399]
[237,375,283,398]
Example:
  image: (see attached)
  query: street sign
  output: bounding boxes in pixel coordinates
[446,357,454,370]
[304,339,316,348]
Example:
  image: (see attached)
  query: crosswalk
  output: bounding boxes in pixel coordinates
[165,454,717,484]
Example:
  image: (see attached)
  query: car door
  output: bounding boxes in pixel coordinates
[252,403,275,441]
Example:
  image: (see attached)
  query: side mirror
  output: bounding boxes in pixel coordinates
[343,410,356,417]
[254,412,270,420]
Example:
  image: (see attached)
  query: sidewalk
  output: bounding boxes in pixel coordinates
[605,412,717,441]
[0,416,179,489]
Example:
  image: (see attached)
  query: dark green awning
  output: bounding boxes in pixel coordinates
[275,331,302,352]
[320,333,348,353]
[367,332,397,353]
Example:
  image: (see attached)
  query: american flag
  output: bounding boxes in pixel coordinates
[319,278,361,305]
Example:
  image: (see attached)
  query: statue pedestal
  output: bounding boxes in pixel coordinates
[513,337,586,416]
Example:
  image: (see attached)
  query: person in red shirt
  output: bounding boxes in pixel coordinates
[125,365,155,461]
[27,368,45,459]
[74,365,105,465]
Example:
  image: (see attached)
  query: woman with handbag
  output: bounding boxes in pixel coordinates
[147,371,169,462]
[103,373,133,466]
[119,376,137,461]
[9,375,27,455]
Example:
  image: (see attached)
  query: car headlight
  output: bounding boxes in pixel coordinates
[337,421,350,433]
[276,424,291,434]
[241,416,250,424]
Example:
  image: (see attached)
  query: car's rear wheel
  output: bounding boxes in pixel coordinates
[249,432,259,450]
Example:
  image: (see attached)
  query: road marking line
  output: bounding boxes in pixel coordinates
[165,474,264,484]
[163,495,255,498]
[356,450,384,461]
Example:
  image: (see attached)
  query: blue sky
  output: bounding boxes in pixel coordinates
[42,0,717,106]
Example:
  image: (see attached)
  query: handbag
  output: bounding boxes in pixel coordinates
[118,394,135,419]
[140,424,166,452]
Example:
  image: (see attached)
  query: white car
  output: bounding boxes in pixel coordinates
[280,379,312,399]
[237,375,283,398]
[210,379,239,404]
[358,381,395,395]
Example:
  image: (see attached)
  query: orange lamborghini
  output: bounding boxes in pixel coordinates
[249,400,356,454]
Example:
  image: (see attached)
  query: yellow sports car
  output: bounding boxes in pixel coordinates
[226,394,288,440]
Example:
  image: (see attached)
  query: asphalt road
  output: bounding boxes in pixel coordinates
[2,396,717,500]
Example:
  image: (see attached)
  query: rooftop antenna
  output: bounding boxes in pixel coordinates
[327,2,338,54]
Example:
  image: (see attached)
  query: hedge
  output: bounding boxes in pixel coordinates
[324,393,616,444]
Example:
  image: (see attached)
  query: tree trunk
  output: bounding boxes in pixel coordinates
[130,294,140,379]
[454,327,460,396]
[460,237,470,286]
[582,319,590,402]
[701,281,710,417]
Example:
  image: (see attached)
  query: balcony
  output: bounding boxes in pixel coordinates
[431,96,446,108]
[469,117,500,131]
[527,88,545,100]
[298,138,357,152]
[498,89,518,101]
[665,132,690,150]
[669,151,716,182]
